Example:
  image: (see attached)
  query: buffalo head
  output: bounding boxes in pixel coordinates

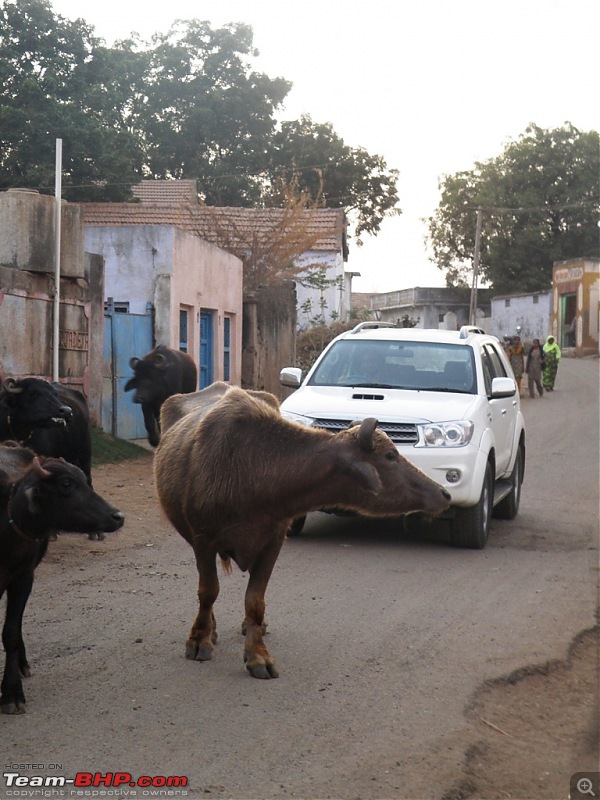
[1,378,73,430]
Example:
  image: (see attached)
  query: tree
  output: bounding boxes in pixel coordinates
[270,115,400,241]
[197,174,345,295]
[0,0,143,199]
[427,123,599,293]
[133,19,291,206]
[0,1,400,240]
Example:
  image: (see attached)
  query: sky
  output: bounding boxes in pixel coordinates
[51,0,600,293]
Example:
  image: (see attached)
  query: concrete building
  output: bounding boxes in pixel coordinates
[351,286,493,331]
[490,290,552,344]
[82,198,244,388]
[0,188,105,425]
[128,180,350,331]
[550,257,599,355]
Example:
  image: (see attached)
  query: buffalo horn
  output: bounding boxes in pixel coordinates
[3,377,23,394]
[129,357,140,369]
[357,418,379,452]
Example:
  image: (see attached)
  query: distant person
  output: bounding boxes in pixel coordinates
[507,335,525,395]
[524,338,545,398]
[542,335,562,391]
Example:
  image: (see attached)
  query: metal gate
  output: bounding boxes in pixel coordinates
[103,303,153,440]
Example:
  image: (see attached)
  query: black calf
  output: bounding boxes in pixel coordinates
[0,446,124,713]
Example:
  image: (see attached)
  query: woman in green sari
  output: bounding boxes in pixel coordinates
[542,335,561,391]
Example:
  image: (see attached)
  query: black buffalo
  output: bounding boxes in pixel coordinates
[0,443,125,714]
[124,345,197,447]
[0,378,92,484]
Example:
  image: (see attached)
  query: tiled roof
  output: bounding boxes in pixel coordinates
[82,203,200,229]
[81,180,347,254]
[131,179,198,205]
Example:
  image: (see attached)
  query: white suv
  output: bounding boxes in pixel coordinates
[280,323,525,549]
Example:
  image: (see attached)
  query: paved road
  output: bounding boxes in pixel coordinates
[2,358,598,799]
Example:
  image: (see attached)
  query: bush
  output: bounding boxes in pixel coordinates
[295,321,357,374]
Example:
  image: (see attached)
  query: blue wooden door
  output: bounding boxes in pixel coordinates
[199,311,213,389]
[103,306,153,439]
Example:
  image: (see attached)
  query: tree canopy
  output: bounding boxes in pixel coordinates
[269,116,400,242]
[427,123,599,294]
[0,0,400,235]
[0,0,144,199]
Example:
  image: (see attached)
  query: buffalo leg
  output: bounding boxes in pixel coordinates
[1,572,34,714]
[243,530,286,679]
[142,406,161,448]
[186,551,220,662]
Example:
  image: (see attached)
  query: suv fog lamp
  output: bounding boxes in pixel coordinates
[446,469,461,483]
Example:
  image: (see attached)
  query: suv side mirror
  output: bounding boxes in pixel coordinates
[280,367,302,388]
[491,377,517,398]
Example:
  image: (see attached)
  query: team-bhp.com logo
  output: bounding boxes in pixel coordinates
[3,771,188,796]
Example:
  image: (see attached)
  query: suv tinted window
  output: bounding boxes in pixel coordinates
[308,339,476,393]
[481,343,508,396]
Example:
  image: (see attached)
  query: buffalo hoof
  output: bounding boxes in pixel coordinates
[245,660,279,680]
[1,701,26,714]
[185,642,213,661]
[88,532,106,541]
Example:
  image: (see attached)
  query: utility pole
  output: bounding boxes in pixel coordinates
[53,138,62,382]
[469,206,483,325]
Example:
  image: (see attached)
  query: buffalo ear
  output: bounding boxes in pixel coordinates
[124,377,136,392]
[153,353,168,371]
[24,486,41,514]
[336,453,382,494]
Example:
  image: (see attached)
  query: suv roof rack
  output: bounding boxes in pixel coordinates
[459,325,486,338]
[350,321,398,334]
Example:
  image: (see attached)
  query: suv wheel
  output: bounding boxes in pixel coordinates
[451,462,493,549]
[493,443,524,520]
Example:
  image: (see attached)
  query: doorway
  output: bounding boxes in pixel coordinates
[560,294,577,348]
[199,311,214,388]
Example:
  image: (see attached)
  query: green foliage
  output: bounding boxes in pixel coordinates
[297,270,344,327]
[270,115,400,240]
[0,1,400,239]
[91,427,150,466]
[0,0,143,198]
[137,20,291,205]
[427,123,600,294]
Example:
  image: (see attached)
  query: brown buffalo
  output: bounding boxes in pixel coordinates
[154,382,450,680]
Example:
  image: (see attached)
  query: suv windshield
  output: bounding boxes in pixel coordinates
[308,339,477,394]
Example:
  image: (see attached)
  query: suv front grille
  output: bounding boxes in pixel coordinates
[312,418,418,445]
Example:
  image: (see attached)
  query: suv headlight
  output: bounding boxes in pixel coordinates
[416,420,474,447]
[281,410,315,427]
